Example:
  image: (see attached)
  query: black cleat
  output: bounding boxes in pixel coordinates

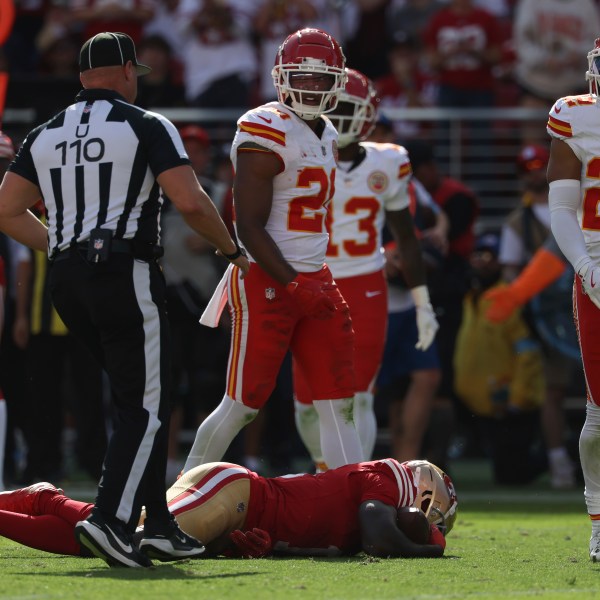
[75,510,153,568]
[139,524,205,562]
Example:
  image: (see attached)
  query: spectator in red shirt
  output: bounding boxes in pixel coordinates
[423,0,502,108]
[375,33,438,141]
[69,0,156,44]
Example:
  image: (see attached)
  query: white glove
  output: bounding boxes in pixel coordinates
[411,285,439,351]
[577,258,600,310]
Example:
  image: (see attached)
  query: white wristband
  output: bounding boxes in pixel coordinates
[410,285,431,308]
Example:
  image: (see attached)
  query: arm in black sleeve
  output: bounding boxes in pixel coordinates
[442,192,477,241]
[359,500,444,558]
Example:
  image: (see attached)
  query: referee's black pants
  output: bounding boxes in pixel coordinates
[49,251,172,533]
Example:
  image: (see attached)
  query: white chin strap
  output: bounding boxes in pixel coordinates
[286,87,337,120]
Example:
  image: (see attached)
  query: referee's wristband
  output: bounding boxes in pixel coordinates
[222,242,246,261]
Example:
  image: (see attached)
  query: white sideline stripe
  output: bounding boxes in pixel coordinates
[368,591,600,600]
[458,490,582,503]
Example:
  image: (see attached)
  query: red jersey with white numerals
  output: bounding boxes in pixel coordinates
[230,101,338,272]
[245,458,416,556]
[326,141,412,279]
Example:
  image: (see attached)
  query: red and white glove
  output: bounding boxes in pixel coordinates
[428,524,446,551]
[411,285,439,350]
[577,259,600,309]
[286,274,336,320]
[229,528,272,558]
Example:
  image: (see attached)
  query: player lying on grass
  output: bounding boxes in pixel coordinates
[0,459,455,560]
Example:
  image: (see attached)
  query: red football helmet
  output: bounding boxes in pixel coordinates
[272,28,347,120]
[329,68,379,147]
[586,38,600,95]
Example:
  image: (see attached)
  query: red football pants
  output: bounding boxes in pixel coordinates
[294,269,387,404]
[575,277,600,406]
[226,263,355,408]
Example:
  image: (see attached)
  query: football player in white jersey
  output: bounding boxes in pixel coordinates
[294,68,439,467]
[546,37,600,561]
[183,28,365,473]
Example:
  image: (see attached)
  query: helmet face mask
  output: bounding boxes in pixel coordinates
[406,460,458,536]
[272,28,347,120]
[329,68,379,147]
[586,38,600,95]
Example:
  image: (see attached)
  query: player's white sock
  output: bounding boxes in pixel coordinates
[313,398,364,469]
[353,391,377,460]
[548,446,575,489]
[294,399,324,466]
[580,403,600,515]
[0,399,5,491]
[183,395,258,473]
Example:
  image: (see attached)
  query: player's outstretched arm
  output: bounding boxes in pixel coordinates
[359,500,444,558]
[484,244,567,323]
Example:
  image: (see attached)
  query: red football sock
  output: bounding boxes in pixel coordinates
[0,498,93,556]
[0,510,82,555]
[39,494,93,524]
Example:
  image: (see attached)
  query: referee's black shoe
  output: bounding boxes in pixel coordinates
[75,510,153,568]
[139,517,205,562]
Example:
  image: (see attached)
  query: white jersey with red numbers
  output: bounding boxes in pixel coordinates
[547,94,600,264]
[326,141,412,279]
[230,101,338,272]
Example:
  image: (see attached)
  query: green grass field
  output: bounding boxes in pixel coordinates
[1,460,599,600]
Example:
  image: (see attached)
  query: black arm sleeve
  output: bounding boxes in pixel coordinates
[442,192,477,241]
[359,500,444,559]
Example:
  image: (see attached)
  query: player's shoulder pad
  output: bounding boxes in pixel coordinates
[362,141,412,179]
[548,94,598,139]
[237,102,294,148]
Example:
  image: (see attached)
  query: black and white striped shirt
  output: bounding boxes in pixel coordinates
[9,89,190,257]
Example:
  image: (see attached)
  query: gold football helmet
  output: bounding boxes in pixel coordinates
[405,460,458,536]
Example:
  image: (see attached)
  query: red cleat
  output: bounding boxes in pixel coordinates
[0,482,64,515]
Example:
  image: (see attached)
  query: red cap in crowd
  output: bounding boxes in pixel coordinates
[517,144,549,172]
[179,125,210,146]
[0,132,15,160]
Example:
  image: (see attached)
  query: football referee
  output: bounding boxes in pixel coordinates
[0,31,250,568]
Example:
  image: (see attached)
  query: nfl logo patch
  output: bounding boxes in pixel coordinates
[93,238,104,250]
[265,287,276,300]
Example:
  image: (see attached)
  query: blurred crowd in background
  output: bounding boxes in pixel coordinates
[0,0,596,490]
